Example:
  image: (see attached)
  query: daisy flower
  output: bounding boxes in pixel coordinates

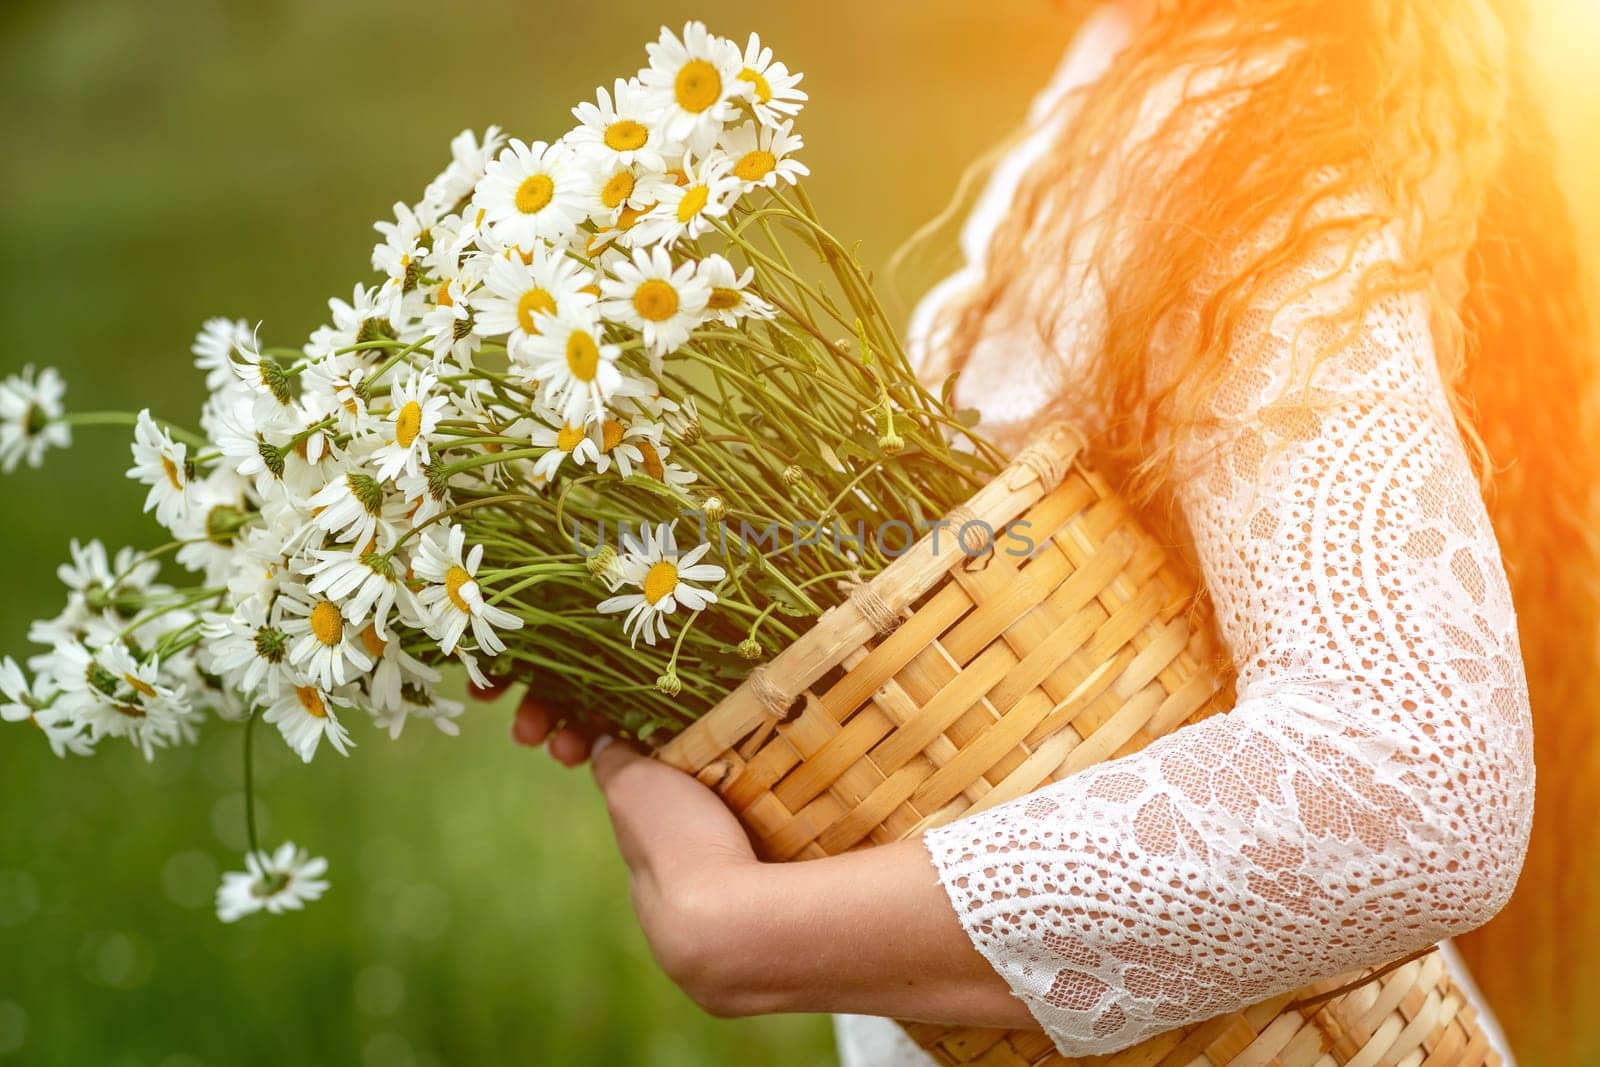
[421,275,481,367]
[229,339,299,426]
[0,364,71,473]
[0,657,87,756]
[372,369,449,481]
[629,152,740,247]
[215,842,330,922]
[300,546,419,640]
[599,246,710,360]
[50,639,194,760]
[473,247,594,346]
[264,682,353,762]
[127,410,193,530]
[733,33,808,126]
[528,420,590,483]
[278,582,376,691]
[173,468,255,583]
[573,418,650,478]
[306,468,390,549]
[474,138,587,251]
[718,120,808,190]
[395,462,451,525]
[211,393,289,482]
[634,434,698,488]
[638,22,743,155]
[656,394,702,441]
[597,521,724,647]
[413,524,523,656]
[356,626,440,715]
[371,200,441,314]
[568,79,669,173]
[520,313,623,426]
[580,159,672,232]
[28,540,166,654]
[200,597,292,700]
[304,284,397,363]
[287,390,339,468]
[423,125,506,214]
[370,691,464,741]
[1,656,48,724]
[192,318,259,391]
[223,524,293,606]
[695,254,776,325]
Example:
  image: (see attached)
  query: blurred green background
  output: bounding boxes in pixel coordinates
[1,2,1596,1065]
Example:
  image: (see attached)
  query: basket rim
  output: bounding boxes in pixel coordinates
[657,421,1086,771]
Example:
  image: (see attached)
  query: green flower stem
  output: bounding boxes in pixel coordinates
[59,411,209,451]
[243,706,263,861]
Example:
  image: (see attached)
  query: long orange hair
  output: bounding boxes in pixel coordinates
[937,1,1600,1060]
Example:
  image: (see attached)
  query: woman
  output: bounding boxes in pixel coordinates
[495,0,1600,1062]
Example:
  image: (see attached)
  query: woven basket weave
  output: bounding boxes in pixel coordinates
[657,422,1500,1067]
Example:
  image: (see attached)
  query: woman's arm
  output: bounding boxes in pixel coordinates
[575,736,1034,1026]
[513,218,1533,1054]
[915,226,1534,1052]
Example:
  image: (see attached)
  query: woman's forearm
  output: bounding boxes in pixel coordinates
[702,838,1034,1027]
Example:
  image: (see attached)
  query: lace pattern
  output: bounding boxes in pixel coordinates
[924,229,1534,1055]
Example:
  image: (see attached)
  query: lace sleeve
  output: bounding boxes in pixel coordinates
[923,220,1535,1056]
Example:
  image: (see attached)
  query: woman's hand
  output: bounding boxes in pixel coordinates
[488,682,1035,1028]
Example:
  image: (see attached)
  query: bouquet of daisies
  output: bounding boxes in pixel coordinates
[0,23,1002,919]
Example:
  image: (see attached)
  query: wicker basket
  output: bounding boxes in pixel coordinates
[657,422,1500,1067]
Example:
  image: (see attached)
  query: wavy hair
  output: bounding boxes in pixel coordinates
[935,1,1600,1059]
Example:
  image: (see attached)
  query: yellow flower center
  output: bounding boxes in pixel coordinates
[707,287,742,311]
[618,203,652,231]
[445,565,475,613]
[738,67,773,103]
[603,119,649,151]
[676,184,710,222]
[566,330,600,382]
[124,673,157,699]
[517,287,556,334]
[632,279,679,323]
[601,420,625,453]
[639,440,665,480]
[734,150,777,183]
[160,455,184,491]
[600,169,636,210]
[436,281,454,307]
[395,400,422,448]
[556,423,585,452]
[311,600,344,646]
[643,561,679,605]
[296,686,327,718]
[515,173,555,214]
[674,59,721,113]
[360,623,387,658]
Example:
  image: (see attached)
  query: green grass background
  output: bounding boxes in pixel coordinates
[0,2,1595,1065]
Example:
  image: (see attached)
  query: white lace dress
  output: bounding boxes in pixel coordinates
[834,8,1528,1064]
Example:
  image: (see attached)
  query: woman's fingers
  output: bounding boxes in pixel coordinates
[547,727,591,767]
[510,693,556,747]
[511,692,598,766]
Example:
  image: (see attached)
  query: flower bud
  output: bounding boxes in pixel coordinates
[737,637,763,661]
[585,545,617,577]
[781,464,804,488]
[654,670,682,697]
[877,431,905,455]
[702,495,726,523]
